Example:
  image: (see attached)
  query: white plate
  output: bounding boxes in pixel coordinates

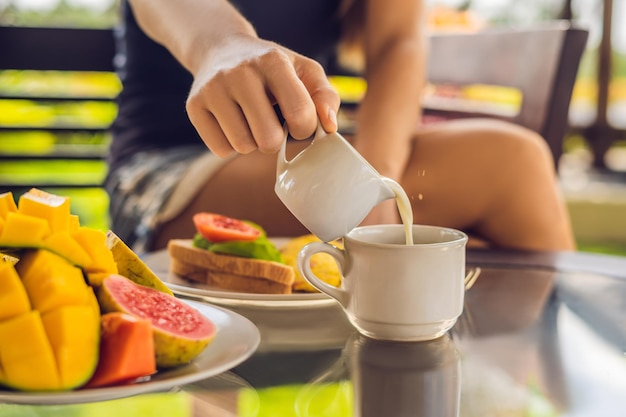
[0,300,260,405]
[142,241,335,309]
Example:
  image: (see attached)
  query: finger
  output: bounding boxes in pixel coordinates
[300,62,341,134]
[311,84,340,134]
[191,78,259,155]
[232,76,285,153]
[209,99,258,154]
[186,104,234,157]
[263,54,318,140]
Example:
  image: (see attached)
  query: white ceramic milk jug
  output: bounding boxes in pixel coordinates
[275,122,396,242]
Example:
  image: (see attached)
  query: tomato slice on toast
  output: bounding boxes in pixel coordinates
[193,212,261,243]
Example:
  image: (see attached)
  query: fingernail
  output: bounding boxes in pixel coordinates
[328,108,338,129]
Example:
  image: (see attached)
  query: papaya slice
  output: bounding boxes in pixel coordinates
[86,312,156,388]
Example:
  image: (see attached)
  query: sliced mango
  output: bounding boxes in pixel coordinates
[0,249,100,391]
[85,271,110,287]
[42,305,100,388]
[69,214,80,232]
[0,192,17,220]
[72,227,118,274]
[0,188,172,392]
[18,188,71,234]
[0,310,61,391]
[16,250,89,314]
[0,212,51,248]
[43,231,92,268]
[0,263,31,321]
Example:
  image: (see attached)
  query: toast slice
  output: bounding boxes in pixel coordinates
[167,239,295,294]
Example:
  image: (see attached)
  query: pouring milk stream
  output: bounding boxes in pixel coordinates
[275,122,414,244]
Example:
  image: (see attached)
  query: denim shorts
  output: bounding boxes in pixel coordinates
[105,146,230,254]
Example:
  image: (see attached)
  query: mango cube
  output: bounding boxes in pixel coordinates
[69,214,80,232]
[43,231,92,268]
[16,250,89,313]
[0,212,51,248]
[0,192,17,220]
[42,305,100,388]
[0,263,31,321]
[0,311,61,391]
[72,227,118,274]
[18,188,71,234]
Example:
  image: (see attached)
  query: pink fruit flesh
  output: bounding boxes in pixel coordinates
[103,274,215,338]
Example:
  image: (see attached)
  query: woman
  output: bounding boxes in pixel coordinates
[106,0,576,253]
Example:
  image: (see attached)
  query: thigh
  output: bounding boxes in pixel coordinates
[402,118,574,250]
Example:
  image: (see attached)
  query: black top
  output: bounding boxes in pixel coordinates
[109,0,342,173]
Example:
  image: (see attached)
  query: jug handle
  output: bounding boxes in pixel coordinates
[276,121,327,176]
[276,123,291,176]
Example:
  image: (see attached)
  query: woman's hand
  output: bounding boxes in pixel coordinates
[186,35,340,157]
[129,0,340,157]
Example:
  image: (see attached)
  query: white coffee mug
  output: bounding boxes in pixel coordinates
[298,224,468,341]
[275,122,396,242]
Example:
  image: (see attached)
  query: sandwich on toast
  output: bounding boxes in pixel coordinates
[168,239,295,294]
[168,213,295,294]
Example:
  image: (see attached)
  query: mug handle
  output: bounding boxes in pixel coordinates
[297,241,348,307]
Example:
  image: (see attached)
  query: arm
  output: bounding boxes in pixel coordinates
[128,0,340,156]
[351,0,426,224]
[353,0,426,180]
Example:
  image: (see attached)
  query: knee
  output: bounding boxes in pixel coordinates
[474,119,555,173]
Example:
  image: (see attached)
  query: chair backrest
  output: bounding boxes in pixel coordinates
[425,21,589,167]
[0,25,117,193]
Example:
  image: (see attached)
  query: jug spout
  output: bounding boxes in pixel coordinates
[379,177,398,202]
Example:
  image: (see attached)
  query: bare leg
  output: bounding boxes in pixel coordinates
[402,118,575,251]
[154,119,575,251]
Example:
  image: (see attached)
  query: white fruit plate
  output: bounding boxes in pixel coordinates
[0,300,260,405]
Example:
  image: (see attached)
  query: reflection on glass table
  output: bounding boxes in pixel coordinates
[1,265,624,416]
